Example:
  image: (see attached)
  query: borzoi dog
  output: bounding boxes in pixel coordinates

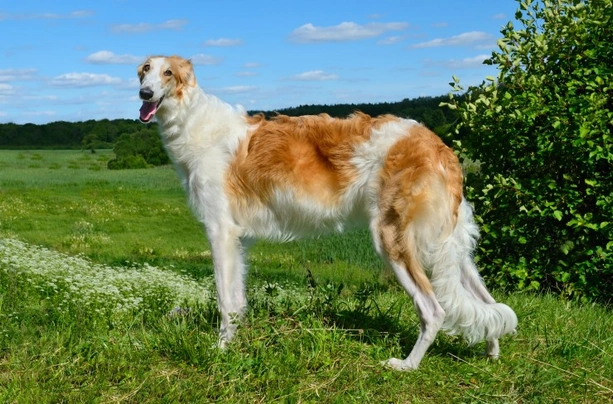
[137,55,517,370]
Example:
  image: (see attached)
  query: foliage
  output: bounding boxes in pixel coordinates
[0,119,145,149]
[0,95,458,150]
[259,95,459,137]
[81,133,112,153]
[444,0,613,301]
[107,127,170,169]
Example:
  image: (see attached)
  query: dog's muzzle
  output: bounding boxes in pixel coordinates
[139,87,163,123]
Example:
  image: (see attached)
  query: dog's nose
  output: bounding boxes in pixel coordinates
[139,87,154,100]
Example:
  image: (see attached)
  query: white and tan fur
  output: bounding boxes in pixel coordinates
[137,55,517,371]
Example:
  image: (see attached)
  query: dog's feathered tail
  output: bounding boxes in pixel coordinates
[412,198,517,344]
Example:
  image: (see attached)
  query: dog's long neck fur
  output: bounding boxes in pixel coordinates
[155,83,251,184]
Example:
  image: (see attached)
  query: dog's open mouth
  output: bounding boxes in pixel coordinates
[139,97,164,123]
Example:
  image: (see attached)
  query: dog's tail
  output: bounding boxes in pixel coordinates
[414,198,517,344]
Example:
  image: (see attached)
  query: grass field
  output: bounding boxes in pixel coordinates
[1,149,612,403]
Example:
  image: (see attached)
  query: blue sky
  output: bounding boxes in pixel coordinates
[0,0,519,124]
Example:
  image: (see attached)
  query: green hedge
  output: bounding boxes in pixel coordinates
[444,0,612,302]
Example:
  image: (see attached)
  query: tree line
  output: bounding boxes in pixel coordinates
[0,95,457,150]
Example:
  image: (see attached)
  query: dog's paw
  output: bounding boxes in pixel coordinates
[381,357,417,371]
[215,337,229,350]
[485,339,500,359]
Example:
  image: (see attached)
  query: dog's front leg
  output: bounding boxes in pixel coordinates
[207,226,247,347]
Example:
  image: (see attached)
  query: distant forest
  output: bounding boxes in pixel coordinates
[0,95,457,149]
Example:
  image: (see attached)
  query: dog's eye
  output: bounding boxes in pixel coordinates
[143,64,150,72]
[164,69,172,77]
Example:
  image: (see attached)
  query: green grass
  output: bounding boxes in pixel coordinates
[1,150,612,403]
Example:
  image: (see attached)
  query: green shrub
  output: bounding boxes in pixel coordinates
[107,154,150,170]
[107,128,169,170]
[444,0,612,301]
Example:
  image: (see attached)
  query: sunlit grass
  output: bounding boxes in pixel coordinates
[0,149,612,402]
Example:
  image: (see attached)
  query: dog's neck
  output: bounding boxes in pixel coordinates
[155,85,203,134]
[153,84,250,172]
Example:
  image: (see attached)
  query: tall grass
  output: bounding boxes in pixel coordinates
[1,150,612,402]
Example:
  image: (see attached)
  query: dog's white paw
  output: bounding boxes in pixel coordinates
[381,357,417,371]
[485,339,500,359]
[215,337,229,350]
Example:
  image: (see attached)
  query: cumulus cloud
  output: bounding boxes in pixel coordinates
[411,31,493,48]
[49,73,121,87]
[0,68,38,82]
[377,36,406,45]
[0,10,93,20]
[85,51,142,65]
[203,38,243,47]
[0,83,15,95]
[425,54,490,69]
[289,21,409,43]
[111,19,188,33]
[218,85,258,94]
[447,54,490,68]
[190,54,223,65]
[289,70,339,81]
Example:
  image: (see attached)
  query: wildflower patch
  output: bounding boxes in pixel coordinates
[0,238,216,316]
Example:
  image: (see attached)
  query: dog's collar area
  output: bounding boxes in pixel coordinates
[139,96,164,123]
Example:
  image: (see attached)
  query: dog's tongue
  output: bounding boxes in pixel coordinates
[139,101,157,122]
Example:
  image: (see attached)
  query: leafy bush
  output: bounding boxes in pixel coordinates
[107,128,170,170]
[444,0,612,301]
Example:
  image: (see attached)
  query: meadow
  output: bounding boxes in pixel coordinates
[0,149,611,403]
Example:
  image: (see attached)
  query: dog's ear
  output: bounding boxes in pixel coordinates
[169,56,196,98]
[184,59,196,87]
[173,57,195,88]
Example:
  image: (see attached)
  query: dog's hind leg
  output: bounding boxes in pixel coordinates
[208,227,249,347]
[373,213,445,371]
[383,257,445,371]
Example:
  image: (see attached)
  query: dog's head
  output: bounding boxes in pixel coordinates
[137,55,195,123]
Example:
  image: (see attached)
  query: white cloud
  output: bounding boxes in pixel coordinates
[0,83,15,95]
[85,51,142,65]
[492,13,507,20]
[158,19,188,30]
[190,54,223,65]
[289,21,409,43]
[446,54,490,69]
[111,19,188,33]
[425,54,490,69]
[125,78,141,89]
[22,95,59,101]
[203,38,243,47]
[49,73,121,87]
[244,62,261,68]
[289,70,339,81]
[377,36,406,45]
[411,31,493,48]
[23,111,56,118]
[0,68,38,82]
[0,10,93,20]
[218,85,258,94]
